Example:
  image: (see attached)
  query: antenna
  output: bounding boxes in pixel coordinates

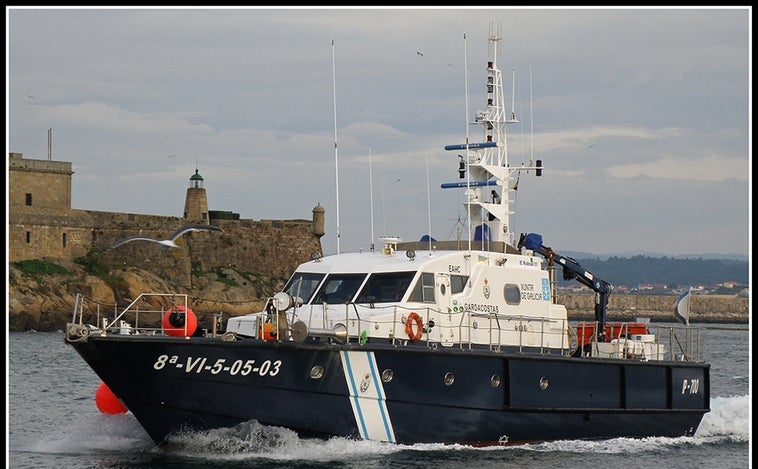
[425,149,433,254]
[369,146,375,252]
[380,165,387,236]
[529,62,534,166]
[331,38,341,254]
[511,69,517,125]
[463,32,472,252]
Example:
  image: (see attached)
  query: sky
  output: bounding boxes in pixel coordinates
[6,7,751,258]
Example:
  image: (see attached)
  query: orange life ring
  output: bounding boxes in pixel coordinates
[405,312,424,342]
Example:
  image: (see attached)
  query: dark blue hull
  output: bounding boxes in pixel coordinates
[68,334,709,446]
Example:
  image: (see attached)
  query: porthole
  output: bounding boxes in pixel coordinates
[310,366,325,379]
[504,283,521,305]
[381,369,394,382]
[491,375,501,387]
[444,372,455,385]
[539,376,549,390]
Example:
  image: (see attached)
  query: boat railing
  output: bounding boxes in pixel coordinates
[68,292,192,336]
[577,320,705,362]
[69,293,704,362]
[657,323,705,362]
[297,303,703,362]
[312,303,578,357]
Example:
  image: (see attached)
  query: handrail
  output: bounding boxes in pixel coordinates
[71,293,190,336]
[105,293,187,329]
[70,293,705,362]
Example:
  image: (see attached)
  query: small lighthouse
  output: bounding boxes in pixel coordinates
[183,168,209,222]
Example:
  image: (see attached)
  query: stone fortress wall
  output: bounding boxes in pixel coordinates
[8,152,325,286]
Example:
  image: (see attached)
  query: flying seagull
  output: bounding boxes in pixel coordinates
[104,224,224,251]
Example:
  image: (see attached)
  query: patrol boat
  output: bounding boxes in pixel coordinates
[65,29,710,447]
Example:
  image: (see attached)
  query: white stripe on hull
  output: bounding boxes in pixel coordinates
[340,351,396,442]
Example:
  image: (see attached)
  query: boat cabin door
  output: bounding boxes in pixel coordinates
[435,273,457,346]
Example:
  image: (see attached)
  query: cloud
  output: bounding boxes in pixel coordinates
[607,154,748,182]
[526,126,686,154]
[7,7,750,257]
[43,102,214,134]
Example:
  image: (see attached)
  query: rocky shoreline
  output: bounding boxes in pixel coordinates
[8,261,750,332]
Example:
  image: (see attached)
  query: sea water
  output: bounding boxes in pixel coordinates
[7,325,750,468]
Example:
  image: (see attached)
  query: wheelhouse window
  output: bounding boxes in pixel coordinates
[312,273,367,304]
[408,272,435,302]
[355,271,416,303]
[282,272,325,305]
[450,275,468,294]
[408,273,469,302]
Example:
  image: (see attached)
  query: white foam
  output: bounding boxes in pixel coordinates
[24,394,749,460]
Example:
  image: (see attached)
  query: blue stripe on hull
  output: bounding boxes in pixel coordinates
[341,351,396,442]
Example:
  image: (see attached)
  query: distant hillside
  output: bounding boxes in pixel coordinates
[562,251,749,262]
[555,255,749,289]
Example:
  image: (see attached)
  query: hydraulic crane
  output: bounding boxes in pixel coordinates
[518,233,613,341]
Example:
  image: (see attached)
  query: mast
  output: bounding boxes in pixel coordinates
[369,146,375,252]
[425,149,433,254]
[476,22,515,246]
[463,32,472,251]
[442,21,517,247]
[332,39,341,254]
[441,21,545,249]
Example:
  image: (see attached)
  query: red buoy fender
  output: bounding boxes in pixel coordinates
[95,382,128,414]
[405,312,424,342]
[162,305,198,337]
[260,322,277,341]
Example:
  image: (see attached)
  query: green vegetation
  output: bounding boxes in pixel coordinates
[214,268,241,288]
[239,271,287,298]
[12,259,70,276]
[73,247,111,276]
[73,249,128,289]
[189,266,287,298]
[11,259,71,285]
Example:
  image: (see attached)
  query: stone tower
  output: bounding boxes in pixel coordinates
[312,203,325,237]
[312,203,325,238]
[8,152,73,211]
[183,168,209,222]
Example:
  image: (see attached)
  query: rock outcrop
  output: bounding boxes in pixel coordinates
[8,260,267,332]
